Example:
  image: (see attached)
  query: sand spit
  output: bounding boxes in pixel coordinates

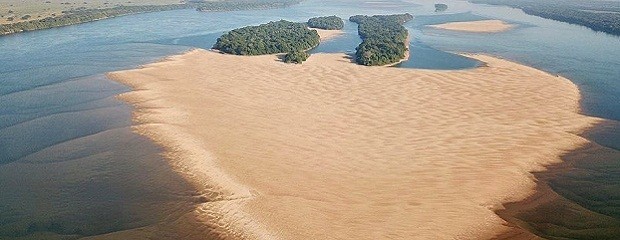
[310,28,345,41]
[430,20,514,33]
[108,49,599,239]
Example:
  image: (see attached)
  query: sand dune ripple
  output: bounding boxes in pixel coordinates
[108,49,598,239]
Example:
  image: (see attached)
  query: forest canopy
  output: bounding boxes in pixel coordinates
[349,13,413,66]
[212,20,320,56]
[307,16,344,30]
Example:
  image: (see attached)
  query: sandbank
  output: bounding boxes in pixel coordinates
[310,28,344,41]
[429,20,514,33]
[108,46,598,238]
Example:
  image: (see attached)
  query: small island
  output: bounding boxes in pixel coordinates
[212,13,414,66]
[212,20,320,63]
[435,3,448,12]
[349,14,413,66]
[307,16,344,30]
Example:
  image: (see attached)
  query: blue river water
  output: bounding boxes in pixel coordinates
[0,0,619,238]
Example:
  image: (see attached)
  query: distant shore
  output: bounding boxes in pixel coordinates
[429,19,514,33]
[108,29,598,238]
[0,0,304,36]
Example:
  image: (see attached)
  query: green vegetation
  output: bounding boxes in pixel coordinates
[196,0,302,12]
[470,0,620,36]
[307,16,344,30]
[213,20,320,56]
[435,3,448,12]
[283,50,309,64]
[0,0,305,36]
[349,14,413,66]
[0,4,190,35]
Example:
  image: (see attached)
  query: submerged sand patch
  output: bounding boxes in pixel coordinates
[108,49,598,239]
[429,20,514,33]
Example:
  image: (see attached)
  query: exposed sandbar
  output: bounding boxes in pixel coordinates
[108,49,598,239]
[310,28,344,41]
[430,20,514,33]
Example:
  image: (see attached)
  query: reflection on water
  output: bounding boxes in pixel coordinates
[0,0,619,238]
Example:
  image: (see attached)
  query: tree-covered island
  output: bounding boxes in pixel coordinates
[349,13,414,66]
[212,20,320,62]
[307,16,344,30]
[435,4,448,12]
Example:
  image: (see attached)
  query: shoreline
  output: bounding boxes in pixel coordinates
[387,34,411,67]
[108,49,599,238]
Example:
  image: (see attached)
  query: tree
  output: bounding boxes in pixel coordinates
[283,50,309,64]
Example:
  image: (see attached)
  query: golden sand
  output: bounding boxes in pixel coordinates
[108,43,598,238]
[429,20,514,33]
[310,28,345,41]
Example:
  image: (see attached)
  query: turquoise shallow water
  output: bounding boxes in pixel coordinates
[0,0,619,238]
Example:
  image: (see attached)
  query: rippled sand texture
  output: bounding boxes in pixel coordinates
[430,20,514,33]
[108,49,598,239]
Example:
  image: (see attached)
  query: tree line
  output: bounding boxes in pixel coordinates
[307,16,344,30]
[349,14,413,66]
[0,4,190,35]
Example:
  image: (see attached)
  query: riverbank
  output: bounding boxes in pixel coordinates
[429,20,514,33]
[388,34,411,67]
